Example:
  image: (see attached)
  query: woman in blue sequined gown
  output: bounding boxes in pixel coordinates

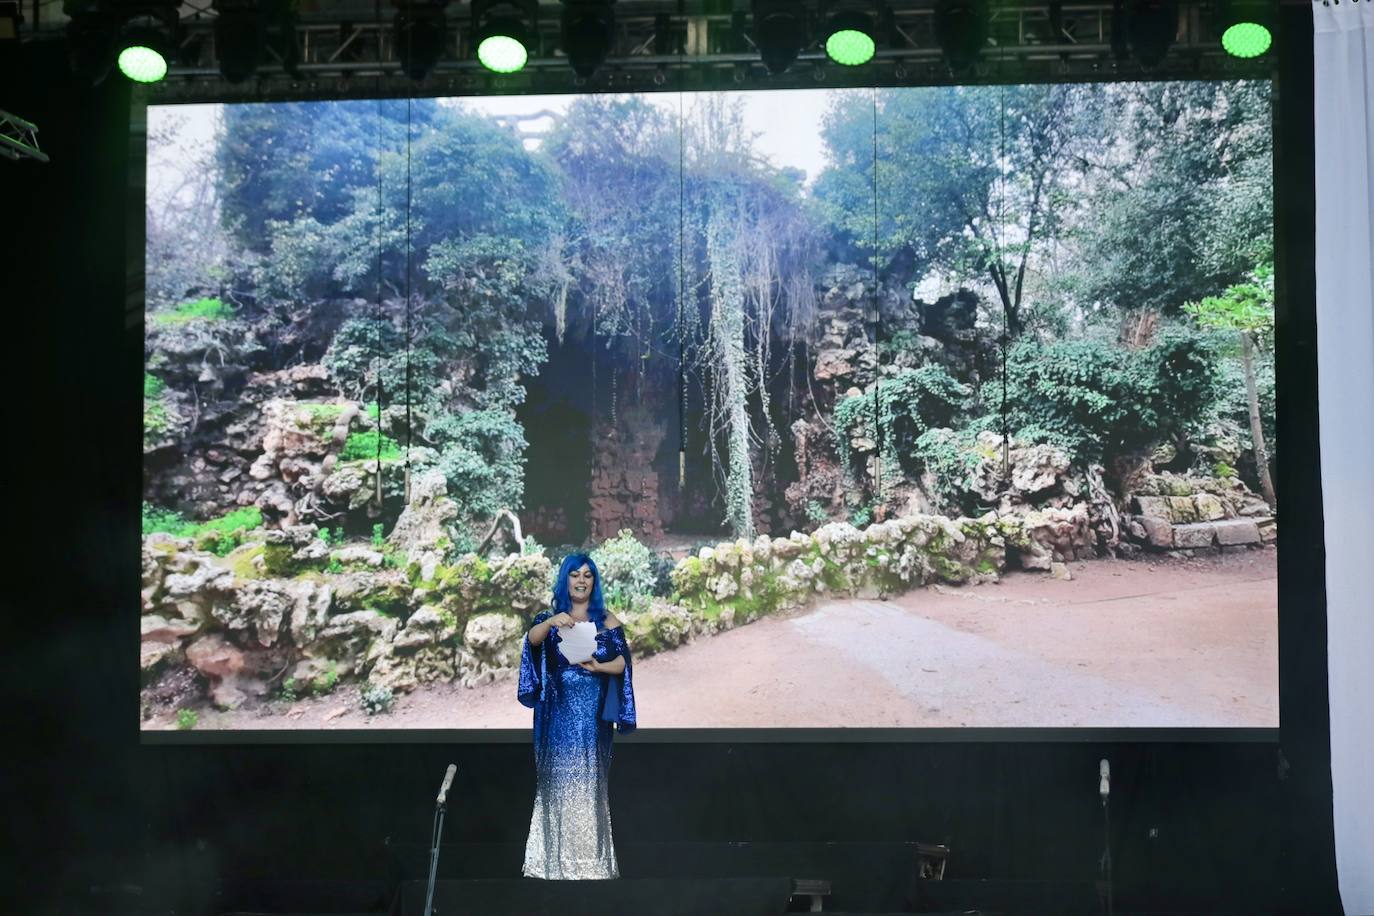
[518,552,637,880]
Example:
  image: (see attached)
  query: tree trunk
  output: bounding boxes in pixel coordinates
[1240,330,1276,509]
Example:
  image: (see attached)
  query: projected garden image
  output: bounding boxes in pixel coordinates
[141,83,1277,731]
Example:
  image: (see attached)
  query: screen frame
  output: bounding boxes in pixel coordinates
[132,76,1285,746]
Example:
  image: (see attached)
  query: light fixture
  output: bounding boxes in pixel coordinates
[1217,0,1272,58]
[394,1,447,81]
[118,27,172,82]
[473,0,535,73]
[116,7,179,83]
[753,0,806,75]
[66,13,118,86]
[561,0,615,78]
[1123,0,1177,67]
[212,1,263,84]
[933,0,986,72]
[824,9,875,67]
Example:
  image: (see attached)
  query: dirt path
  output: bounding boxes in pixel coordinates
[158,550,1277,731]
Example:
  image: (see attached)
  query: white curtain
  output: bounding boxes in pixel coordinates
[1314,1,1374,913]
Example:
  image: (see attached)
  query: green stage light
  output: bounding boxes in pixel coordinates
[826,28,874,65]
[118,44,167,82]
[472,0,535,74]
[477,32,527,72]
[824,11,875,66]
[1222,20,1271,57]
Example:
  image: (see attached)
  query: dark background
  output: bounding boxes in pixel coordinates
[0,5,1342,913]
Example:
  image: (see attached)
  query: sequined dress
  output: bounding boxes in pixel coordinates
[518,611,637,880]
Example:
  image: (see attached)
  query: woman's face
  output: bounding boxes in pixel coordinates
[567,564,594,603]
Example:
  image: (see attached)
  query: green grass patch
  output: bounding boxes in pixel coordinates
[153,296,233,326]
[143,504,264,557]
[341,429,403,461]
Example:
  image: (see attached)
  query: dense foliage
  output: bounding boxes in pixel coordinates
[145,79,1274,542]
[1001,329,1223,464]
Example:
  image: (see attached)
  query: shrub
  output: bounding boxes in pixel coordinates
[910,426,991,515]
[1003,328,1221,464]
[311,662,339,696]
[427,409,528,522]
[361,684,395,716]
[590,529,661,611]
[175,708,198,730]
[144,373,174,444]
[834,366,970,477]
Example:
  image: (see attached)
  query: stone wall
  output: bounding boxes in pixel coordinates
[141,531,552,715]
[1122,472,1276,552]
[588,405,667,542]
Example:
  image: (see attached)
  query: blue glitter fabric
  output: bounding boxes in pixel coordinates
[518,612,636,879]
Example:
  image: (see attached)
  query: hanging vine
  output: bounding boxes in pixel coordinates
[705,201,755,539]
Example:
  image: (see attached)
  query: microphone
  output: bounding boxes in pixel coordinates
[1099,758,1110,802]
[436,764,457,806]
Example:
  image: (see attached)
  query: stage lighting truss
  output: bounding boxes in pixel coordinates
[0,109,49,163]
[33,0,1272,100]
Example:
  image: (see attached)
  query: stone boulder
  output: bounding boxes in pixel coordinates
[455,613,525,688]
[393,605,457,651]
[184,634,247,709]
[387,469,459,568]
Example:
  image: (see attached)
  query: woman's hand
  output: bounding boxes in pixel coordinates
[548,612,576,629]
[579,656,625,675]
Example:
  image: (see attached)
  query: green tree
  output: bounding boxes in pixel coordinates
[1185,267,1276,508]
[816,85,1096,335]
[1066,81,1272,323]
[542,96,680,351]
[217,100,439,254]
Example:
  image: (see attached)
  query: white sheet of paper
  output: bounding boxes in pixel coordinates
[556,621,598,665]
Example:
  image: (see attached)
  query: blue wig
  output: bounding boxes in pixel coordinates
[551,552,607,625]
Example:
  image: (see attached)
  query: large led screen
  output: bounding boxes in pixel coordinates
[141,83,1277,732]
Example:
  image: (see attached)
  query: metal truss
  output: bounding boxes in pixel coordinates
[0,108,48,162]
[30,0,1273,102]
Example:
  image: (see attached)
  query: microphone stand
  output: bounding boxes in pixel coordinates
[422,793,449,916]
[1098,795,1114,916]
